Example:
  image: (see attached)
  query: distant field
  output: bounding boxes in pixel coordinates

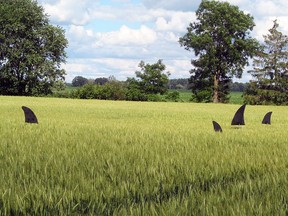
[229,91,243,104]
[1,96,288,215]
[175,89,193,102]
[173,90,243,104]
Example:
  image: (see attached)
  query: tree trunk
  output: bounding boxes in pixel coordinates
[213,72,219,103]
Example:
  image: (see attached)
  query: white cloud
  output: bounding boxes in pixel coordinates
[155,11,195,32]
[91,10,116,20]
[63,57,191,82]
[93,25,157,47]
[67,25,94,39]
[165,60,191,77]
[252,16,288,41]
[253,0,288,16]
[63,58,140,81]
[63,59,109,81]
[41,0,99,25]
[92,58,140,78]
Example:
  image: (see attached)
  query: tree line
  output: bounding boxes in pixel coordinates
[71,76,247,91]
[57,60,181,102]
[72,76,191,90]
[0,0,287,105]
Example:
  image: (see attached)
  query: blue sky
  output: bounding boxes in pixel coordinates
[39,0,288,83]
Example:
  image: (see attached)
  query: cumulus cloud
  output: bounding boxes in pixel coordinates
[155,11,195,32]
[41,0,99,25]
[64,25,97,58]
[93,25,157,47]
[63,58,141,81]
[165,59,191,77]
[67,25,94,40]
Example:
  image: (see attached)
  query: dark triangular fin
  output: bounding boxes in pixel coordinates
[231,104,246,126]
[22,106,38,124]
[262,111,272,124]
[212,121,222,132]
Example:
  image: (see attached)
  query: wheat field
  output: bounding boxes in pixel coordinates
[1,96,288,215]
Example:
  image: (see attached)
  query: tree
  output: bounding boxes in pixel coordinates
[244,20,288,105]
[135,60,170,95]
[0,0,68,96]
[95,77,109,85]
[72,76,89,87]
[179,0,259,103]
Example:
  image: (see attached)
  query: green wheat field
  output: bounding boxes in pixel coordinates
[1,96,288,215]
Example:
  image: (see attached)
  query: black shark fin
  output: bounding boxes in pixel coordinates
[212,121,222,132]
[262,111,272,124]
[22,106,38,124]
[231,104,246,126]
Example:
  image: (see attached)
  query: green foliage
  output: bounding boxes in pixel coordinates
[0,0,68,96]
[165,91,180,102]
[168,78,189,89]
[71,81,127,100]
[179,0,259,103]
[72,76,88,87]
[191,89,212,103]
[176,90,194,102]
[77,84,98,99]
[135,60,170,95]
[244,20,288,105]
[229,92,243,104]
[124,60,170,101]
[230,82,248,92]
[67,60,170,102]
[125,78,148,101]
[147,94,163,102]
[244,82,288,105]
[2,96,288,214]
[102,81,127,100]
[94,77,109,85]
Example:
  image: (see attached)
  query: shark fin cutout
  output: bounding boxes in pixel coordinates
[212,121,222,132]
[22,106,38,124]
[262,111,272,124]
[231,104,246,126]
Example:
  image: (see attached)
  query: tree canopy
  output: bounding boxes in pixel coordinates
[95,77,109,85]
[72,76,89,87]
[135,60,170,95]
[179,0,259,103]
[0,0,68,96]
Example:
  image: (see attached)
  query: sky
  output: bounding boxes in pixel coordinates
[38,0,288,83]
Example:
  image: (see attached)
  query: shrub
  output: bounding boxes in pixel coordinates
[126,88,147,101]
[147,94,162,102]
[165,91,180,102]
[191,90,212,103]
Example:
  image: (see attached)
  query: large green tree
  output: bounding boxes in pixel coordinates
[0,0,68,96]
[244,20,288,105]
[179,0,259,103]
[125,60,170,101]
[135,59,170,95]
